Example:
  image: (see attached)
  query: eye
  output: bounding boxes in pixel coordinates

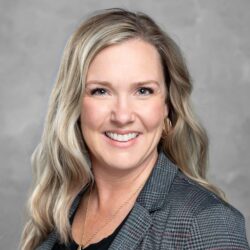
[137,87,154,95]
[90,88,108,96]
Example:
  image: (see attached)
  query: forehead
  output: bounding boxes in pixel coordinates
[86,38,165,85]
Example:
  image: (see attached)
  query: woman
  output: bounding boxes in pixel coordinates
[20,8,249,250]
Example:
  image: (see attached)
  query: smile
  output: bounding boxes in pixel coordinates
[105,132,139,142]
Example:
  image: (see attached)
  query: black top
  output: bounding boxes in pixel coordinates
[52,210,131,250]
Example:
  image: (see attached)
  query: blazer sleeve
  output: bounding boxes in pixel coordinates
[184,203,250,249]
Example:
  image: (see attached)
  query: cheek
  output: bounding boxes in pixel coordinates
[138,100,166,130]
[80,98,109,130]
[80,97,167,132]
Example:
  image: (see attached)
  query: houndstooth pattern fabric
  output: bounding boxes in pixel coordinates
[37,150,250,249]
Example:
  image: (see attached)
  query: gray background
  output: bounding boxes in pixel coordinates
[0,0,249,249]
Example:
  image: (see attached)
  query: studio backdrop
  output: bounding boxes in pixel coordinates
[0,1,249,249]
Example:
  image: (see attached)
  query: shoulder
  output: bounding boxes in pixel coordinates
[168,170,241,218]
[163,170,250,248]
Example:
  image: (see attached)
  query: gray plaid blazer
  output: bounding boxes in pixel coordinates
[37,150,250,249]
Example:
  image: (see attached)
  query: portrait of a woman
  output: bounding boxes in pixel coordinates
[20,8,250,250]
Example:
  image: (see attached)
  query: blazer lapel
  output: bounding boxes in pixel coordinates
[109,149,178,250]
[109,203,152,250]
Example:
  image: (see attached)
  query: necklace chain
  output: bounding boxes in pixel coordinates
[78,165,151,249]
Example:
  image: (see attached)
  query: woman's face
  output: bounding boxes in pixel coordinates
[80,38,168,173]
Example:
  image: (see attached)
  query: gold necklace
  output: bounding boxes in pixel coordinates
[77,183,93,250]
[78,165,152,249]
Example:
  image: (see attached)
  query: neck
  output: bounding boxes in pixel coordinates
[90,150,158,213]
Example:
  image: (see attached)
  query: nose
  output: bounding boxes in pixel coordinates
[110,95,135,126]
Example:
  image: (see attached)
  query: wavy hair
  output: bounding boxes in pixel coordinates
[20,8,224,250]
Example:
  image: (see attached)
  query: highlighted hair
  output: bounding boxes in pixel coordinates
[20,8,224,250]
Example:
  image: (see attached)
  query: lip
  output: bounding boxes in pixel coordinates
[103,131,141,148]
[104,130,141,135]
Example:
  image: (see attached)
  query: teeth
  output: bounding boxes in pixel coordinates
[105,132,139,142]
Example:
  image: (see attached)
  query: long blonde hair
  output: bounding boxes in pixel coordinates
[20,8,224,250]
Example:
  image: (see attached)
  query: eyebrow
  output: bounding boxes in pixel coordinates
[85,80,161,87]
